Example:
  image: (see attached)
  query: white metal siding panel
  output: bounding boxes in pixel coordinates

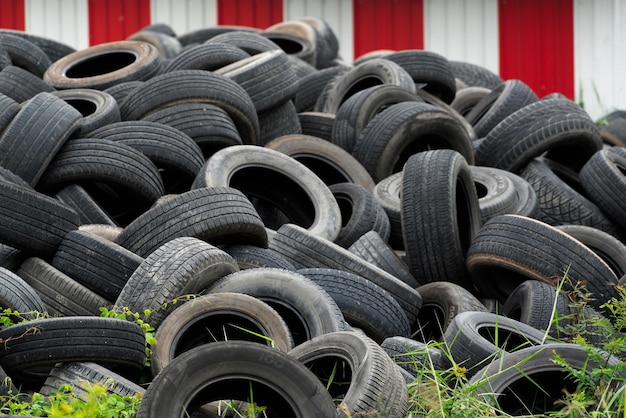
[423,0,499,75]
[25,0,88,51]
[283,0,353,62]
[574,0,626,120]
[151,0,217,38]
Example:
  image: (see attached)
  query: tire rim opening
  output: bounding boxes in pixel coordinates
[65,51,138,78]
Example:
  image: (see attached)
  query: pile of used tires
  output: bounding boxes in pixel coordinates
[0,15,625,417]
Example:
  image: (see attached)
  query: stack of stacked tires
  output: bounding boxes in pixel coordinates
[0,15,624,417]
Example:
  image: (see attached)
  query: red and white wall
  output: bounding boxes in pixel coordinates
[1,0,625,120]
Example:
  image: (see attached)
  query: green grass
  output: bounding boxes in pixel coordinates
[0,277,625,417]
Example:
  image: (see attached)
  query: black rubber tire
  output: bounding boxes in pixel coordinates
[464,79,538,138]
[297,268,410,343]
[0,243,26,273]
[257,99,302,146]
[0,65,56,103]
[383,49,456,104]
[448,60,504,90]
[103,80,143,104]
[470,165,521,223]
[381,336,451,374]
[161,42,250,72]
[37,137,165,223]
[297,111,335,141]
[54,184,117,227]
[215,49,298,113]
[414,281,488,342]
[401,149,482,288]
[556,224,626,279]
[44,40,161,90]
[0,92,82,187]
[127,30,182,59]
[119,69,259,145]
[151,292,294,376]
[348,230,418,288]
[269,223,423,324]
[41,361,144,401]
[86,120,204,194]
[114,186,267,258]
[600,117,626,147]
[0,180,79,258]
[316,58,416,114]
[0,33,51,77]
[294,65,349,112]
[0,266,47,319]
[0,29,76,63]
[262,20,318,66]
[193,145,341,242]
[372,172,404,249]
[177,25,260,46]
[469,343,623,415]
[299,17,340,68]
[442,311,550,376]
[17,257,111,317]
[579,148,626,231]
[0,316,146,388]
[204,30,281,55]
[466,214,620,309]
[51,229,143,302]
[289,330,408,417]
[501,279,571,339]
[136,341,337,418]
[351,101,475,182]
[51,88,121,136]
[265,133,377,192]
[475,98,603,173]
[331,84,423,153]
[450,86,491,116]
[208,267,348,346]
[115,237,240,328]
[329,182,391,247]
[140,102,242,159]
[221,244,296,271]
[520,157,622,236]
[0,93,20,134]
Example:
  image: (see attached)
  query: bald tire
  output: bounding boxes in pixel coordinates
[208,268,349,346]
[136,341,337,418]
[151,292,294,376]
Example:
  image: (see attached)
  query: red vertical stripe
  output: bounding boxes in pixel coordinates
[498,0,574,99]
[217,0,283,29]
[89,0,151,46]
[353,0,424,60]
[0,0,25,30]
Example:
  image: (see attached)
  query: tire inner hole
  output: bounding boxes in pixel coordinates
[65,99,98,117]
[301,355,352,402]
[66,51,138,78]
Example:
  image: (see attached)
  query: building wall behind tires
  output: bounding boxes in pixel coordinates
[1,0,624,120]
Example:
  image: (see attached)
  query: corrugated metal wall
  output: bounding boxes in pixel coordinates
[424,0,499,76]
[352,0,424,59]
[151,0,217,36]
[0,0,25,30]
[25,0,88,50]
[574,0,626,120]
[217,0,283,28]
[499,0,574,99]
[88,0,150,45]
[2,0,626,119]
[283,0,354,65]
